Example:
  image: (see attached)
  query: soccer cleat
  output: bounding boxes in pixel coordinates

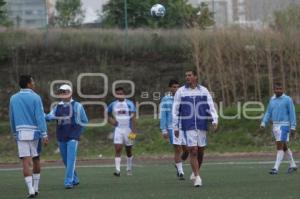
[65,184,73,189]
[126,170,132,176]
[178,173,185,180]
[174,164,179,177]
[73,182,80,186]
[269,168,278,175]
[287,167,297,174]
[27,194,35,198]
[190,173,196,181]
[113,172,121,177]
[194,176,202,187]
[34,192,39,196]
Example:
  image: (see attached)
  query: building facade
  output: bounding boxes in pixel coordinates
[189,0,300,28]
[6,0,48,28]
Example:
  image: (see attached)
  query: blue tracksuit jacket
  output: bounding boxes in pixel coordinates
[9,89,47,140]
[172,84,218,131]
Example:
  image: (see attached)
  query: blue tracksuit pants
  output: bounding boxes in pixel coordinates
[58,140,79,186]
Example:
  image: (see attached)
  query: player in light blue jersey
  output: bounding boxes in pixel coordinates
[261,83,297,174]
[107,87,137,176]
[160,79,189,180]
[9,75,48,198]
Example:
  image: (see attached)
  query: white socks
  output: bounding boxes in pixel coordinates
[273,149,297,171]
[115,157,121,173]
[115,156,134,173]
[33,173,40,193]
[274,150,284,170]
[24,176,34,195]
[127,156,133,171]
[286,148,297,168]
[176,162,184,174]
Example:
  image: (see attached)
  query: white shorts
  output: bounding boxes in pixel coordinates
[113,127,133,146]
[167,129,186,145]
[185,130,207,147]
[17,140,39,158]
[272,124,290,142]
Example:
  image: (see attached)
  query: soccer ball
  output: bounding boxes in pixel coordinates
[150,4,166,18]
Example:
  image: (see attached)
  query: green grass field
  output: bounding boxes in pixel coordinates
[0,160,299,199]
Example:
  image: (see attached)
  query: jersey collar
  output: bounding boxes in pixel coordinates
[58,99,74,105]
[20,88,34,93]
[184,84,201,90]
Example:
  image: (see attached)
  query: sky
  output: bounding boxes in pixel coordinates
[81,0,109,23]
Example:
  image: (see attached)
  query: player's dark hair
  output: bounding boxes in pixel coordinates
[168,79,179,87]
[115,87,124,92]
[273,82,283,88]
[186,69,197,76]
[19,75,33,89]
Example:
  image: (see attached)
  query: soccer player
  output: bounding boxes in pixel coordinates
[160,79,189,180]
[172,70,218,187]
[107,87,137,176]
[260,83,297,174]
[46,84,88,189]
[9,75,48,198]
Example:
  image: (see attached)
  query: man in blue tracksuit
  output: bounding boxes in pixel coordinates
[9,75,48,198]
[46,84,88,189]
[261,83,297,174]
[160,79,189,180]
[172,70,218,187]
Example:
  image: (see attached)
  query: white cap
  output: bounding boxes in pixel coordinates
[59,84,72,92]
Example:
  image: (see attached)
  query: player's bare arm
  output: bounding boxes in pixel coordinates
[291,129,296,140]
[42,136,48,146]
[130,113,137,136]
[108,112,118,126]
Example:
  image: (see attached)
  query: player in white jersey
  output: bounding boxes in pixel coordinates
[107,87,137,176]
[172,70,218,187]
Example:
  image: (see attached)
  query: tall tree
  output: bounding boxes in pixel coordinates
[194,2,215,29]
[271,5,300,32]
[0,0,12,27]
[55,0,85,27]
[101,0,214,29]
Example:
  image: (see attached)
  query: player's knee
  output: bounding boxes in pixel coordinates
[32,156,40,161]
[174,145,181,153]
[276,142,284,150]
[198,146,205,152]
[115,149,122,155]
[283,144,288,151]
[126,151,132,157]
[181,151,189,161]
[189,149,198,157]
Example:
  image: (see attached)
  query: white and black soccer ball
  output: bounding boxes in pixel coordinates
[150,4,166,18]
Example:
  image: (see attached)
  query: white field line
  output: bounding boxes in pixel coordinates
[0,164,141,171]
[204,160,299,166]
[0,160,299,171]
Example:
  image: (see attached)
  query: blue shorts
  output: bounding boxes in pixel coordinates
[272,125,290,142]
[37,139,42,156]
